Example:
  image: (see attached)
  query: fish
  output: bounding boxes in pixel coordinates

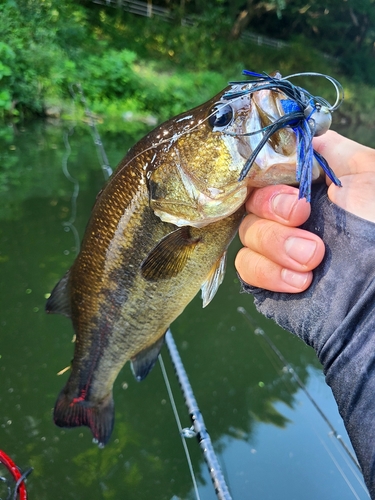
[46,72,329,446]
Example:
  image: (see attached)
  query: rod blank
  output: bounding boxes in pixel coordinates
[165,329,233,500]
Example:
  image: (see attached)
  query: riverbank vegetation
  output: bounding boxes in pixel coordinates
[1,0,374,132]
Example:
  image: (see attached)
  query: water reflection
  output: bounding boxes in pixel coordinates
[0,121,370,499]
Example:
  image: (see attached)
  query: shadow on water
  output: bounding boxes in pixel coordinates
[0,120,370,499]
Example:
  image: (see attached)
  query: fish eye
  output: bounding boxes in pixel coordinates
[208,103,233,129]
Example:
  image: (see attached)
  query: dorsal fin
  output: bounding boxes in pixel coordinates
[141,227,200,281]
[45,270,71,318]
[201,251,227,308]
[130,334,166,382]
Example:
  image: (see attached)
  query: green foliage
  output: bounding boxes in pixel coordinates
[78,49,138,100]
[0,0,374,126]
[0,0,87,117]
[0,42,16,113]
[249,0,375,82]
[131,65,226,121]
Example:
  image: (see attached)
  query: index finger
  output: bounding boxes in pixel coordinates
[246,184,311,227]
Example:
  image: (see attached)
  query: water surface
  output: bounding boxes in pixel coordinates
[0,119,370,499]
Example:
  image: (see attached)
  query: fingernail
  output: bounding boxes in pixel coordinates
[285,237,317,265]
[272,193,298,220]
[281,269,309,289]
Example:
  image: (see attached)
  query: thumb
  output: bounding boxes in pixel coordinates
[327,172,375,223]
[313,131,375,222]
[313,130,375,181]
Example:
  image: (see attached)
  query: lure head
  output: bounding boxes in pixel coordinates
[304,104,332,136]
[145,75,330,228]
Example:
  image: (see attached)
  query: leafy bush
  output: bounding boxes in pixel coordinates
[0,0,88,117]
[0,0,374,128]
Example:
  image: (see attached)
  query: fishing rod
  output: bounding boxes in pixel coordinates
[164,329,233,500]
[158,353,202,500]
[68,84,232,500]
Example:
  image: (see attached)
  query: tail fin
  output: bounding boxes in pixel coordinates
[53,389,114,447]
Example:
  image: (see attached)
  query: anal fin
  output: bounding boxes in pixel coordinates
[130,334,166,382]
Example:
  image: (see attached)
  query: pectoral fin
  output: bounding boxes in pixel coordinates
[201,251,227,308]
[141,227,200,281]
[130,334,166,382]
[46,270,71,317]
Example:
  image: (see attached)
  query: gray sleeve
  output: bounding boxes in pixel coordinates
[241,184,375,496]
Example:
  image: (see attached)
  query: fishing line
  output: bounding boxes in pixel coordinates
[237,307,361,471]
[315,431,367,499]
[61,125,81,254]
[328,431,370,497]
[69,83,113,180]
[240,307,367,496]
[164,330,233,500]
[158,353,202,500]
[252,325,298,396]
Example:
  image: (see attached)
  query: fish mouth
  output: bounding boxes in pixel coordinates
[223,82,323,186]
[150,80,323,229]
[228,86,298,177]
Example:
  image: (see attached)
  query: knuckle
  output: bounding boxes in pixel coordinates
[253,219,285,254]
[238,213,259,244]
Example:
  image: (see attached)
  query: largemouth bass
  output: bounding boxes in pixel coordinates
[46,74,327,446]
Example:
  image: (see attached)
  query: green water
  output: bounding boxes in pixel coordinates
[0,120,369,499]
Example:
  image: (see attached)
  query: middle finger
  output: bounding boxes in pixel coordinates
[238,214,325,271]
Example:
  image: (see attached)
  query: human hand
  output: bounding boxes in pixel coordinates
[235,131,375,293]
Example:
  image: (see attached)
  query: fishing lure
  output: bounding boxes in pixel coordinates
[223,70,344,201]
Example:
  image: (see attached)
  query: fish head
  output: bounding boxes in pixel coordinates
[148,76,323,228]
